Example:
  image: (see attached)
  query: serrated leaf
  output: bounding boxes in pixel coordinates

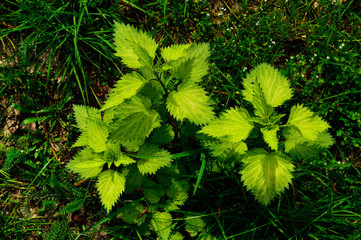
[150,124,175,144]
[171,43,210,83]
[199,107,254,143]
[114,152,136,167]
[170,232,184,240]
[67,148,106,179]
[161,44,191,62]
[261,126,279,150]
[287,104,331,140]
[166,179,189,206]
[118,204,146,225]
[86,118,109,152]
[144,180,166,203]
[73,105,101,131]
[167,81,214,125]
[101,72,146,111]
[137,144,173,175]
[240,150,294,205]
[243,63,293,109]
[72,132,88,148]
[109,96,161,143]
[203,138,247,158]
[151,211,173,240]
[113,22,158,69]
[185,217,206,237]
[284,127,334,160]
[97,170,126,213]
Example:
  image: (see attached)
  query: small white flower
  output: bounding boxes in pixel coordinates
[337,161,341,164]
[290,56,294,60]
[314,53,317,57]
[316,75,319,78]
[256,21,259,26]
[326,56,330,60]
[301,74,305,77]
[206,13,210,16]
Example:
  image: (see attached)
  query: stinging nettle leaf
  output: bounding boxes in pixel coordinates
[150,211,173,240]
[101,72,147,111]
[113,22,158,69]
[73,105,101,131]
[287,104,331,140]
[137,144,173,175]
[260,126,279,150]
[167,81,214,125]
[97,170,126,213]
[67,148,106,179]
[109,96,161,143]
[86,118,109,153]
[161,43,192,62]
[240,150,294,205]
[170,43,210,83]
[199,107,254,143]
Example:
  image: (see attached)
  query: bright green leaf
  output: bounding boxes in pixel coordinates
[243,63,293,108]
[67,148,106,179]
[114,152,136,167]
[73,105,101,131]
[199,107,254,143]
[109,96,161,143]
[261,126,279,150]
[167,81,214,125]
[137,144,173,175]
[161,44,191,62]
[101,72,146,111]
[240,150,294,205]
[86,118,108,152]
[113,22,158,68]
[170,232,184,240]
[97,170,126,213]
[287,104,331,140]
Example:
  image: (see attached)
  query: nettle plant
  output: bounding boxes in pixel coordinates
[67,22,216,239]
[199,63,334,205]
[67,22,334,238]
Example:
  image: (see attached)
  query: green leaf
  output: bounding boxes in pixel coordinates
[169,232,184,240]
[97,170,126,213]
[240,150,294,205]
[199,107,254,143]
[166,179,189,206]
[113,22,158,69]
[109,96,161,143]
[203,138,248,158]
[101,72,147,111]
[144,180,166,204]
[72,132,88,148]
[151,211,173,240]
[118,204,146,225]
[150,124,175,144]
[161,44,192,62]
[67,148,106,179]
[260,126,279,150]
[86,118,109,152]
[242,63,293,108]
[171,43,210,82]
[137,144,173,175]
[114,152,136,167]
[284,127,334,160]
[124,165,144,193]
[167,81,214,125]
[287,104,331,140]
[73,105,101,131]
[185,217,206,237]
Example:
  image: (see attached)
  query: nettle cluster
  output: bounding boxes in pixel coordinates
[67,22,333,238]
